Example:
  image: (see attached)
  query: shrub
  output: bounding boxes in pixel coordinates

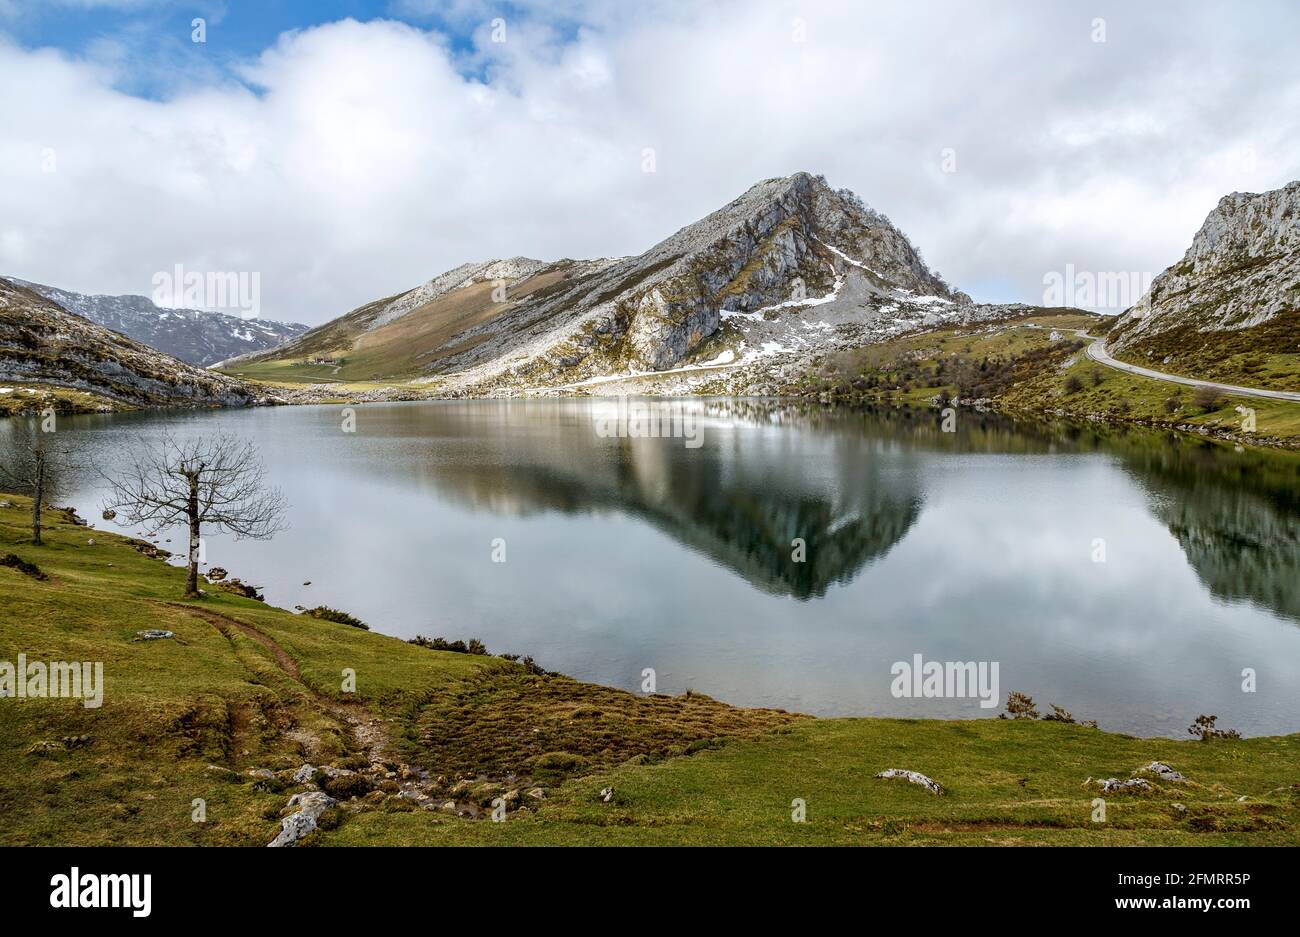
[0,553,47,580]
[1188,714,1241,741]
[322,773,373,799]
[219,579,265,601]
[1192,386,1226,412]
[1063,375,1084,394]
[1042,704,1075,723]
[408,635,487,654]
[305,606,368,630]
[1003,691,1040,719]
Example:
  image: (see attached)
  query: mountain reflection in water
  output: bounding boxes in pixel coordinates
[46,398,1300,735]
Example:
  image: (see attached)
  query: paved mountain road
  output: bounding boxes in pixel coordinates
[1074,330,1300,402]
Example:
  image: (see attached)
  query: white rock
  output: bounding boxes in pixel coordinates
[1096,777,1151,793]
[875,768,943,795]
[1136,762,1186,782]
[268,791,336,847]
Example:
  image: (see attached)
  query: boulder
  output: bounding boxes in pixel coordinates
[875,768,943,795]
[1095,777,1151,793]
[1136,762,1186,782]
[268,791,336,847]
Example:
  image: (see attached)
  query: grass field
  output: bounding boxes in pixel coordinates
[216,357,422,391]
[218,269,574,386]
[1108,312,1300,393]
[1,497,1297,846]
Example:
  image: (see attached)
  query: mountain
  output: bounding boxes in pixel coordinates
[0,278,258,408]
[12,278,309,367]
[1108,181,1300,389]
[227,173,1018,395]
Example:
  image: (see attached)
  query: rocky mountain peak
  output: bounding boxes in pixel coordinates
[231,171,977,393]
[1113,179,1300,348]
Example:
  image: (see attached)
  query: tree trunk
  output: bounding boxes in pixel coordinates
[30,450,45,546]
[185,472,200,597]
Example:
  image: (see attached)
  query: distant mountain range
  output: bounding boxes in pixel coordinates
[10,278,308,367]
[0,278,258,408]
[3,173,1294,411]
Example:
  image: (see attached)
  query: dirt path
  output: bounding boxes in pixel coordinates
[183,604,303,679]
[172,603,394,765]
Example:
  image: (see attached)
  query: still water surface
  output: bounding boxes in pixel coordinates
[57,398,1300,737]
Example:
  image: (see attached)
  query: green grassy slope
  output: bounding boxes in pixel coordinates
[1108,310,1300,393]
[2,497,1296,846]
[333,718,1300,846]
[793,311,1300,446]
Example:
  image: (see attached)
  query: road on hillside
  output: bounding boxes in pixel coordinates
[1072,331,1300,402]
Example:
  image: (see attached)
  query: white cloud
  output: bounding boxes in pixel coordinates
[1,0,1298,324]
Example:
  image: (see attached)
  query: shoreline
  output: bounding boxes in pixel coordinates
[3,496,1298,846]
[9,372,1298,454]
[30,496,1298,742]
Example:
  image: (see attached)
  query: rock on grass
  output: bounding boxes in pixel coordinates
[875,769,943,795]
[268,791,336,847]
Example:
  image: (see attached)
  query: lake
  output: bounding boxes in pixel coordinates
[45,398,1300,737]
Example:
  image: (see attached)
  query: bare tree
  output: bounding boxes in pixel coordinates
[0,421,80,545]
[103,432,287,597]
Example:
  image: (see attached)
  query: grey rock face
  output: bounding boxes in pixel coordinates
[235,171,973,396]
[1112,180,1300,350]
[614,172,953,372]
[424,172,962,389]
[267,791,336,847]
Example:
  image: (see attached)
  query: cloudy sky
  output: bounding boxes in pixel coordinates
[1,0,1298,325]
